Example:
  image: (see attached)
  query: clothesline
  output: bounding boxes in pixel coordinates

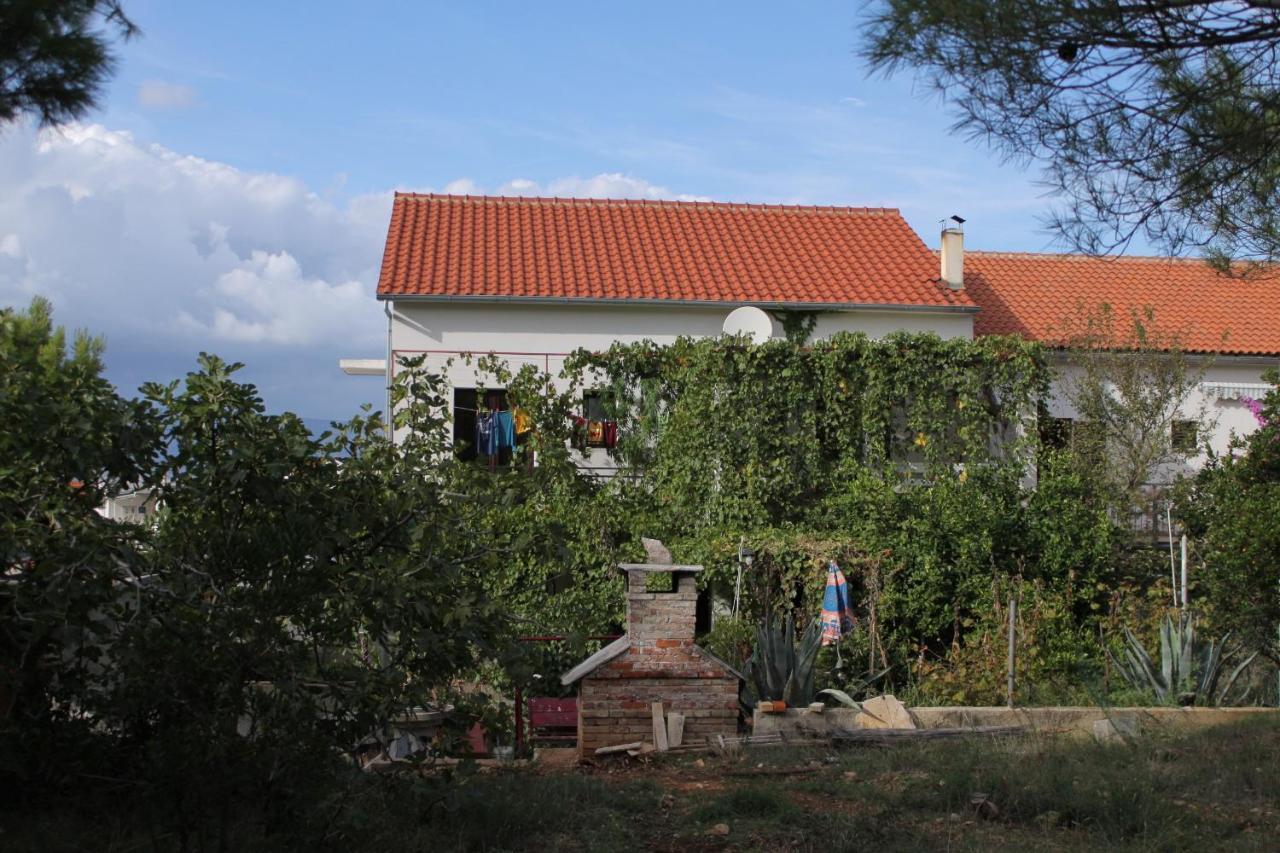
[454,404,619,422]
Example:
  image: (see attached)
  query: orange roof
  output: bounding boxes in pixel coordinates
[376,193,974,310]
[965,252,1280,356]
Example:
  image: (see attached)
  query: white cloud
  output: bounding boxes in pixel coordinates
[137,80,198,111]
[442,177,481,195]
[489,172,710,201]
[0,123,389,352]
[841,96,867,107]
[179,250,368,346]
[0,122,706,412]
[496,177,538,195]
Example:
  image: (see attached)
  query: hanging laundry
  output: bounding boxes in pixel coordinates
[494,410,516,449]
[475,413,497,456]
[513,407,533,436]
[587,420,605,446]
[602,420,618,449]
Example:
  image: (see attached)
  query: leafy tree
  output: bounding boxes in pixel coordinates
[1,306,541,844]
[1055,305,1210,517]
[0,0,136,127]
[91,353,523,843]
[567,332,1049,541]
[1185,368,1280,663]
[560,333,1127,692]
[863,1,1280,266]
[0,298,158,756]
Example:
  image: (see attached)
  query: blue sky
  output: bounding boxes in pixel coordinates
[1,1,1073,420]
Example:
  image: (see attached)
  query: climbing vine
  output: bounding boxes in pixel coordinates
[563,331,1048,535]
[442,333,1126,697]
[770,309,822,344]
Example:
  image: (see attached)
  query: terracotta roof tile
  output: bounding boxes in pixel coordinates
[965,252,1280,356]
[376,193,973,310]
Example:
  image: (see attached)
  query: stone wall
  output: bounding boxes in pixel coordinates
[750,704,1280,739]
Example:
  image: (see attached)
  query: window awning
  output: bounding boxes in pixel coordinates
[1201,381,1272,401]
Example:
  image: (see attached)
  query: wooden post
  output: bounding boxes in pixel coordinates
[1006,595,1017,709]
[666,712,685,749]
[1180,534,1188,607]
[652,702,669,751]
[514,684,524,755]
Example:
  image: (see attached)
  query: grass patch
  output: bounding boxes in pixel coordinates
[411,773,662,852]
[692,786,799,822]
[6,718,1278,851]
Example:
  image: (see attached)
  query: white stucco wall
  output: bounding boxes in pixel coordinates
[1041,356,1277,481]
[811,309,973,340]
[385,299,973,466]
[389,300,972,379]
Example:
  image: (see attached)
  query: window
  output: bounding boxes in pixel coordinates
[1039,416,1074,450]
[453,387,513,464]
[583,391,608,422]
[575,391,617,449]
[1037,407,1105,462]
[1171,420,1198,455]
[1072,420,1107,461]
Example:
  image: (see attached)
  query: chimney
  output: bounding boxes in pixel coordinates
[940,226,964,290]
[622,564,701,644]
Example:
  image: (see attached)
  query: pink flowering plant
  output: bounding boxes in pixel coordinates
[1240,396,1265,426]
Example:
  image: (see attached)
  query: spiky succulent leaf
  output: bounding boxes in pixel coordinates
[1120,625,1167,701]
[817,688,862,709]
[1197,635,1225,703]
[1217,649,1259,706]
[1177,612,1197,697]
[1159,615,1176,697]
[794,618,823,705]
[749,615,822,704]
[1113,613,1258,707]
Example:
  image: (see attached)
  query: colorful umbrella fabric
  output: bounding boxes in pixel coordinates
[820,561,856,646]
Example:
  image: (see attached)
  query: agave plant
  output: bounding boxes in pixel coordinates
[1110,611,1257,706]
[815,667,891,710]
[742,614,823,707]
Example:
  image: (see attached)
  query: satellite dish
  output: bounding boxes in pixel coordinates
[722,306,778,344]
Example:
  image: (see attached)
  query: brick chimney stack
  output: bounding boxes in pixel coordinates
[621,565,701,644]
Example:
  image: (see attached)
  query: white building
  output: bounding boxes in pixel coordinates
[964,251,1280,468]
[95,486,158,523]
[354,193,1279,481]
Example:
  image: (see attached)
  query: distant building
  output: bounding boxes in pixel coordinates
[353,193,1279,495]
[96,486,158,523]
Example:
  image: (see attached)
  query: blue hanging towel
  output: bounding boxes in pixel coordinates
[494,410,515,449]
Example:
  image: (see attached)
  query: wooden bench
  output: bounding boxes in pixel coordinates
[527,697,577,745]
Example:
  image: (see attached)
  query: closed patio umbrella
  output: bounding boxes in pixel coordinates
[820,562,856,663]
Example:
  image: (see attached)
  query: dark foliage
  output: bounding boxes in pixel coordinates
[864,1,1280,266]
[0,0,137,127]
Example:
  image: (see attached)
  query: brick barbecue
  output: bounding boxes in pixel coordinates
[561,561,741,757]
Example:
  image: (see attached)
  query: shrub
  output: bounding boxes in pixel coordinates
[1185,368,1280,664]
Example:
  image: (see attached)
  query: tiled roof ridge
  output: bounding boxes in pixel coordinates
[393,191,900,217]
[961,249,1278,270]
